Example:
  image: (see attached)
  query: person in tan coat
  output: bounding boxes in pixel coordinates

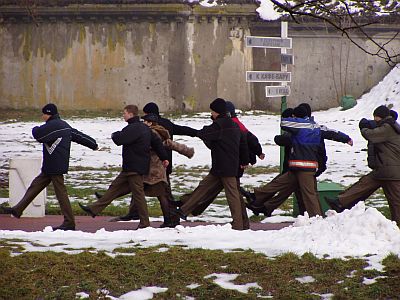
[327,105,400,226]
[100,113,194,228]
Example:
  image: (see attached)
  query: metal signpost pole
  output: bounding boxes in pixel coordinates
[280,21,288,174]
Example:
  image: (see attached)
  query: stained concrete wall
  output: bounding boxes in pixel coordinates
[0,3,254,113]
[0,3,399,112]
[0,21,252,112]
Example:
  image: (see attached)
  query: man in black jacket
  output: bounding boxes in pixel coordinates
[180,100,263,223]
[172,98,250,230]
[1,103,98,231]
[79,104,168,229]
[104,101,198,222]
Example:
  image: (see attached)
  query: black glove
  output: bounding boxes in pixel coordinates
[359,118,374,130]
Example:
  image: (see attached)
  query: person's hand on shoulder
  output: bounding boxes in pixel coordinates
[162,160,169,168]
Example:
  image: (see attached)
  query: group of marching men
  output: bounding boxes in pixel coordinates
[2,99,400,230]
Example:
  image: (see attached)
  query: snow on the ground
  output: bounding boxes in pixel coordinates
[203,273,261,293]
[1,66,400,270]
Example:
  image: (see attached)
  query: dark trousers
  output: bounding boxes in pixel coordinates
[254,170,321,217]
[89,171,149,227]
[179,173,249,230]
[180,177,249,229]
[339,172,400,225]
[95,179,176,224]
[12,172,74,226]
[254,172,306,216]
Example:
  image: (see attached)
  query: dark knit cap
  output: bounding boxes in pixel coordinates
[142,113,159,123]
[293,106,308,118]
[42,103,58,116]
[143,102,159,115]
[226,101,236,116]
[390,110,398,121]
[373,105,390,119]
[298,103,312,117]
[210,98,227,114]
[281,108,294,118]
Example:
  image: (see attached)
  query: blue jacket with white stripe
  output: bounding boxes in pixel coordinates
[280,117,321,172]
[32,114,98,175]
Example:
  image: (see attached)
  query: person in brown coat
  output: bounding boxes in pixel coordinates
[327,105,400,226]
[97,113,194,228]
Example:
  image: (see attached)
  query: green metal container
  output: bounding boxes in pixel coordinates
[293,181,344,217]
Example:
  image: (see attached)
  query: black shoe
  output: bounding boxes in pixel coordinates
[171,208,187,221]
[160,219,180,228]
[94,192,103,200]
[52,224,76,231]
[136,223,149,230]
[239,187,256,203]
[108,213,139,222]
[245,201,267,217]
[0,205,21,218]
[325,197,344,213]
[78,203,96,218]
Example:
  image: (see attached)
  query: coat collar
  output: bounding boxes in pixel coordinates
[127,116,141,124]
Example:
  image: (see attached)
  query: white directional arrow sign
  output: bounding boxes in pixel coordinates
[266,86,291,97]
[246,36,292,49]
[246,71,291,82]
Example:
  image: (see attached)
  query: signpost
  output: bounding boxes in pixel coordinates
[266,86,291,97]
[245,21,293,173]
[246,36,292,48]
[246,71,291,82]
[281,53,294,65]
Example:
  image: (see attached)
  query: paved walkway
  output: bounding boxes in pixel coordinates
[0,215,293,232]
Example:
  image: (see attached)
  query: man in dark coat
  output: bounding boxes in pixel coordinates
[79,104,168,229]
[1,103,98,231]
[181,100,263,223]
[104,101,197,222]
[327,105,400,226]
[172,98,250,230]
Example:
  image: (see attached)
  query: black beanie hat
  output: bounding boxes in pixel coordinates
[281,108,294,118]
[210,98,227,114]
[293,106,308,118]
[298,103,312,117]
[226,101,236,117]
[142,113,159,123]
[373,105,390,119]
[42,103,58,116]
[143,102,159,115]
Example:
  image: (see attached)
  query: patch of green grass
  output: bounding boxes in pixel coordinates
[0,246,398,299]
[0,188,8,198]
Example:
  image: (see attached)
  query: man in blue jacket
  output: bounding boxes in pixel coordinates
[1,103,98,231]
[243,105,353,217]
[79,104,169,229]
